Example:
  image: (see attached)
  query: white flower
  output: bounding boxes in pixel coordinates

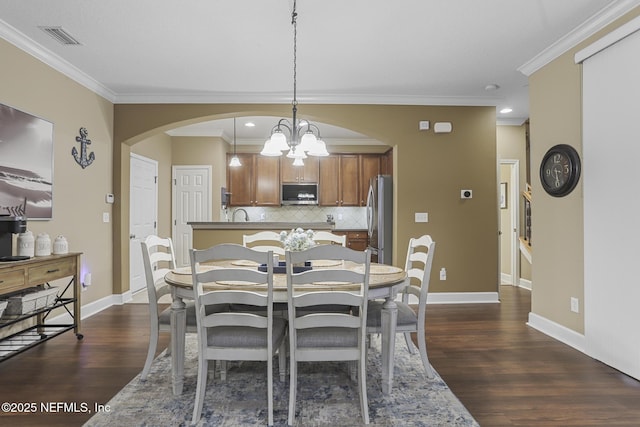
[280,228,316,251]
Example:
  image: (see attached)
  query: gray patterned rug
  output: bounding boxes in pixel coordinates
[84,335,478,427]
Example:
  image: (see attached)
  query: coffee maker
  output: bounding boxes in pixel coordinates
[0,216,27,260]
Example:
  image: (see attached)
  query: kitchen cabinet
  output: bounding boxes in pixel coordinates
[281,156,319,183]
[380,148,393,176]
[227,154,280,206]
[359,154,381,206]
[335,230,368,251]
[319,154,359,206]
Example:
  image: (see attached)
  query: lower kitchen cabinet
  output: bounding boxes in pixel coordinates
[334,230,368,251]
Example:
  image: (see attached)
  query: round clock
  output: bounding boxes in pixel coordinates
[539,144,581,197]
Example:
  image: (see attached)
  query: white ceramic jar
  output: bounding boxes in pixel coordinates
[53,235,69,255]
[35,233,51,256]
[17,230,35,257]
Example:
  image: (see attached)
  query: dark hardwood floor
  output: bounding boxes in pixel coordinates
[1,286,639,426]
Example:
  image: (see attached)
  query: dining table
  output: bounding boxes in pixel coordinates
[163,258,407,396]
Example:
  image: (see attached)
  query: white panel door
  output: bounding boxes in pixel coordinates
[583,28,640,380]
[130,154,158,294]
[172,166,212,267]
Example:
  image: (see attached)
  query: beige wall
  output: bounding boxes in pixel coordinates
[0,38,114,305]
[114,104,499,296]
[529,8,640,334]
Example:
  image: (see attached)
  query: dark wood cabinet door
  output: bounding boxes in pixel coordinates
[359,155,381,206]
[300,157,319,183]
[339,154,360,206]
[281,156,319,183]
[253,156,280,206]
[319,155,340,206]
[227,153,253,206]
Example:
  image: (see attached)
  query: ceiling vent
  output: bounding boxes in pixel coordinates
[39,26,81,45]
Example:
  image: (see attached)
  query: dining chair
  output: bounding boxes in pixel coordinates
[366,234,436,378]
[242,231,286,257]
[312,230,347,247]
[140,235,199,381]
[286,245,371,425]
[189,244,287,426]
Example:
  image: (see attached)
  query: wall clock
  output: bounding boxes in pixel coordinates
[539,144,581,197]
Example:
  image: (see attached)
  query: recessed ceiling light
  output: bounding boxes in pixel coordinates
[485,84,500,91]
[500,108,513,114]
[244,122,255,127]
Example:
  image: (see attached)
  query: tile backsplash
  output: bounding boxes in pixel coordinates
[223,206,367,230]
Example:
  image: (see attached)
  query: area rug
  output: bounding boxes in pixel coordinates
[84,335,478,427]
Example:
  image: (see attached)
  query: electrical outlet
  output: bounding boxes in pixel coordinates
[439,267,446,280]
[260,212,265,220]
[570,297,579,313]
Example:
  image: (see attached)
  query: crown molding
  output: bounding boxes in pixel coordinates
[113,92,502,107]
[0,19,117,102]
[518,0,640,77]
[575,14,640,63]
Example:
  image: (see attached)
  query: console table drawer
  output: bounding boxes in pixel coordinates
[0,269,27,294]
[28,259,76,285]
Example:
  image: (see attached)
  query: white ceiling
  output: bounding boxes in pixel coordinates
[0,0,637,144]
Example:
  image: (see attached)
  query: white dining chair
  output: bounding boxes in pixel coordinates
[312,230,347,247]
[242,231,286,257]
[367,234,436,378]
[189,244,287,426]
[140,235,198,380]
[286,245,371,425]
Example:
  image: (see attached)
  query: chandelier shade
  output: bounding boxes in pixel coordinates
[261,0,328,165]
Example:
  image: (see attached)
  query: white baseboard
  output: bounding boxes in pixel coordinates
[501,272,513,284]
[518,278,532,290]
[45,291,134,324]
[48,289,500,326]
[527,312,586,353]
[427,292,499,304]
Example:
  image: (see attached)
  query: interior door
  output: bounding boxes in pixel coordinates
[129,154,158,294]
[172,166,212,267]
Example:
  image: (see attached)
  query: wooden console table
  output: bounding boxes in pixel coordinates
[0,253,82,361]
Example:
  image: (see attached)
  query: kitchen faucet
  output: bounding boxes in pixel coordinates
[232,208,249,222]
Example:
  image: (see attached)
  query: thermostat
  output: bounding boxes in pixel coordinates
[105,193,115,204]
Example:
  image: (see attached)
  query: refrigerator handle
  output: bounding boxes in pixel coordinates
[366,184,374,236]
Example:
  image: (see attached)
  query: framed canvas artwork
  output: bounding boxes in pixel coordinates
[0,103,53,219]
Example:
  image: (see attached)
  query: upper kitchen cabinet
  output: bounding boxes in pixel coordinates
[319,154,359,206]
[281,156,319,183]
[359,154,381,206]
[227,154,280,206]
[380,148,393,176]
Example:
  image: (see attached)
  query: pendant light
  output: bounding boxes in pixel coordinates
[260,0,329,164]
[228,117,241,167]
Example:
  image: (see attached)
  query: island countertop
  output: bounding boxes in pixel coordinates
[189,221,335,231]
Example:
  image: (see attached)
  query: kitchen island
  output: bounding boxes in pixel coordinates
[189,222,335,249]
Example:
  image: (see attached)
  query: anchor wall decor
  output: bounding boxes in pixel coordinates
[72,127,95,169]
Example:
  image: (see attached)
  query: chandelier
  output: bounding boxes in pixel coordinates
[260,0,329,165]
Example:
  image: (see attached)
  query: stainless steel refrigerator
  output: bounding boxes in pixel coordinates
[366,175,392,265]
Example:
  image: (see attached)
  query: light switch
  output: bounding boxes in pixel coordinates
[103,212,110,223]
[415,212,428,223]
[419,121,430,131]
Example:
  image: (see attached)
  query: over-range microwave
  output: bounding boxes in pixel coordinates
[281,183,318,205]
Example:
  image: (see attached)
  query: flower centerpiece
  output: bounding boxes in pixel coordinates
[280,228,315,252]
